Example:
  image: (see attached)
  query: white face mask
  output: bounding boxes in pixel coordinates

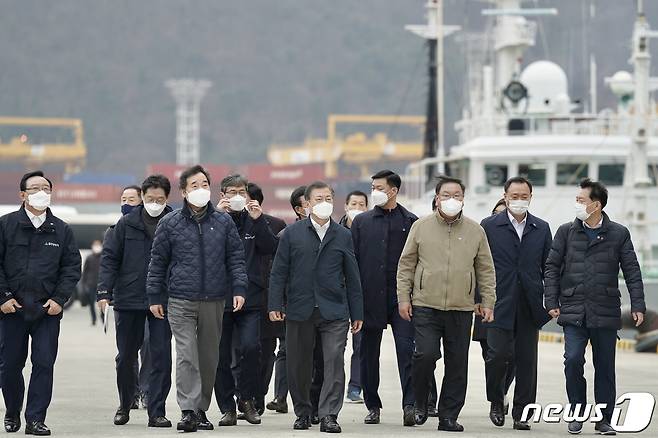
[144,202,166,217]
[346,209,364,221]
[508,199,530,216]
[312,201,333,220]
[574,202,592,221]
[440,198,463,217]
[302,206,311,218]
[91,244,102,254]
[186,188,211,208]
[229,194,247,212]
[371,190,389,207]
[27,190,51,211]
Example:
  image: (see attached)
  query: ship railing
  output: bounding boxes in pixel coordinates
[455,114,657,143]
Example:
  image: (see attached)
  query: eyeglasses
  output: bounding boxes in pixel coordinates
[25,186,52,194]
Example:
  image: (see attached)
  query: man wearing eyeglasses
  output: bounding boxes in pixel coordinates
[0,170,81,436]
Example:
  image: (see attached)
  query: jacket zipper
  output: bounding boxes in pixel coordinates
[198,221,206,299]
[446,223,452,308]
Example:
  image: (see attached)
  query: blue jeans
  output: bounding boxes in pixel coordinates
[563,324,617,422]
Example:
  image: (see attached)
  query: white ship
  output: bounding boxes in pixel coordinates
[402,0,658,280]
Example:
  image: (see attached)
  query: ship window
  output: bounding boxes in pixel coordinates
[484,164,508,186]
[649,164,658,186]
[599,164,625,186]
[519,164,547,186]
[557,163,588,185]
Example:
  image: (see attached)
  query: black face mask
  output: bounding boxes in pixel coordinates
[121,204,136,216]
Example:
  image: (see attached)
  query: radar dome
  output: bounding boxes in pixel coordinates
[608,70,634,97]
[520,60,569,114]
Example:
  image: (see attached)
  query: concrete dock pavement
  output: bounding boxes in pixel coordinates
[3,305,657,437]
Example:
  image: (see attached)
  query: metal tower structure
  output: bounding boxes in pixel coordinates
[406,0,460,176]
[165,79,212,165]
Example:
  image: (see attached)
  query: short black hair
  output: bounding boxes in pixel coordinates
[304,181,335,200]
[434,175,466,195]
[178,164,211,191]
[220,174,249,193]
[290,185,306,210]
[142,174,171,197]
[371,169,402,190]
[504,176,533,193]
[20,170,53,192]
[122,185,142,196]
[492,198,507,215]
[247,182,264,205]
[580,178,608,208]
[345,190,368,206]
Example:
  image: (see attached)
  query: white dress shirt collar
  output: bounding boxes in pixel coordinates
[25,208,47,229]
[310,216,330,242]
[507,210,527,241]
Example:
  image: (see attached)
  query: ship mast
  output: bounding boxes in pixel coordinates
[406,1,459,176]
[628,0,658,265]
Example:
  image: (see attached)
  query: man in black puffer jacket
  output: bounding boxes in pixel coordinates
[98,175,174,428]
[545,178,645,435]
[146,165,248,433]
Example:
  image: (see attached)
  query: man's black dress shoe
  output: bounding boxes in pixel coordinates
[427,405,439,417]
[24,421,51,436]
[4,415,20,433]
[177,411,198,433]
[489,402,505,427]
[403,405,415,427]
[218,411,237,427]
[196,411,214,430]
[513,420,531,430]
[320,415,342,433]
[148,416,172,428]
[293,416,311,430]
[238,399,262,424]
[364,408,380,424]
[414,404,428,425]
[113,408,130,425]
[311,414,320,425]
[438,418,464,432]
[266,398,289,413]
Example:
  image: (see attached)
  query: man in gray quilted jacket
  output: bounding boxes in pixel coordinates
[147,165,248,433]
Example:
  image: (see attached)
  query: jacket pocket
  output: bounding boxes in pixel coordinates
[606,287,621,297]
[562,287,576,297]
[468,272,473,295]
[117,271,140,289]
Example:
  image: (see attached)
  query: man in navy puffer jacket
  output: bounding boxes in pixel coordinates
[146,165,248,433]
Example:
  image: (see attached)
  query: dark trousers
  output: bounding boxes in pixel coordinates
[287,309,349,419]
[0,313,60,422]
[361,305,415,410]
[260,334,287,401]
[310,334,323,415]
[115,309,172,418]
[480,340,514,396]
[563,325,617,422]
[347,331,362,391]
[215,309,261,412]
[485,296,535,420]
[412,307,471,420]
[87,287,97,325]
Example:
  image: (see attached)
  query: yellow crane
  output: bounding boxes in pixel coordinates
[0,116,86,172]
[268,114,425,178]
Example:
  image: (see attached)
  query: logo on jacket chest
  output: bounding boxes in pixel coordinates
[244,234,256,240]
[44,241,60,248]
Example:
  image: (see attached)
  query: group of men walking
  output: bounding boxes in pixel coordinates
[0,166,645,436]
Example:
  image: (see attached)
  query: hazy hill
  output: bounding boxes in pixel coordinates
[0,0,655,174]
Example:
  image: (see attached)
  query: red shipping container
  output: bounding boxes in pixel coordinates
[239,163,326,186]
[52,184,123,203]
